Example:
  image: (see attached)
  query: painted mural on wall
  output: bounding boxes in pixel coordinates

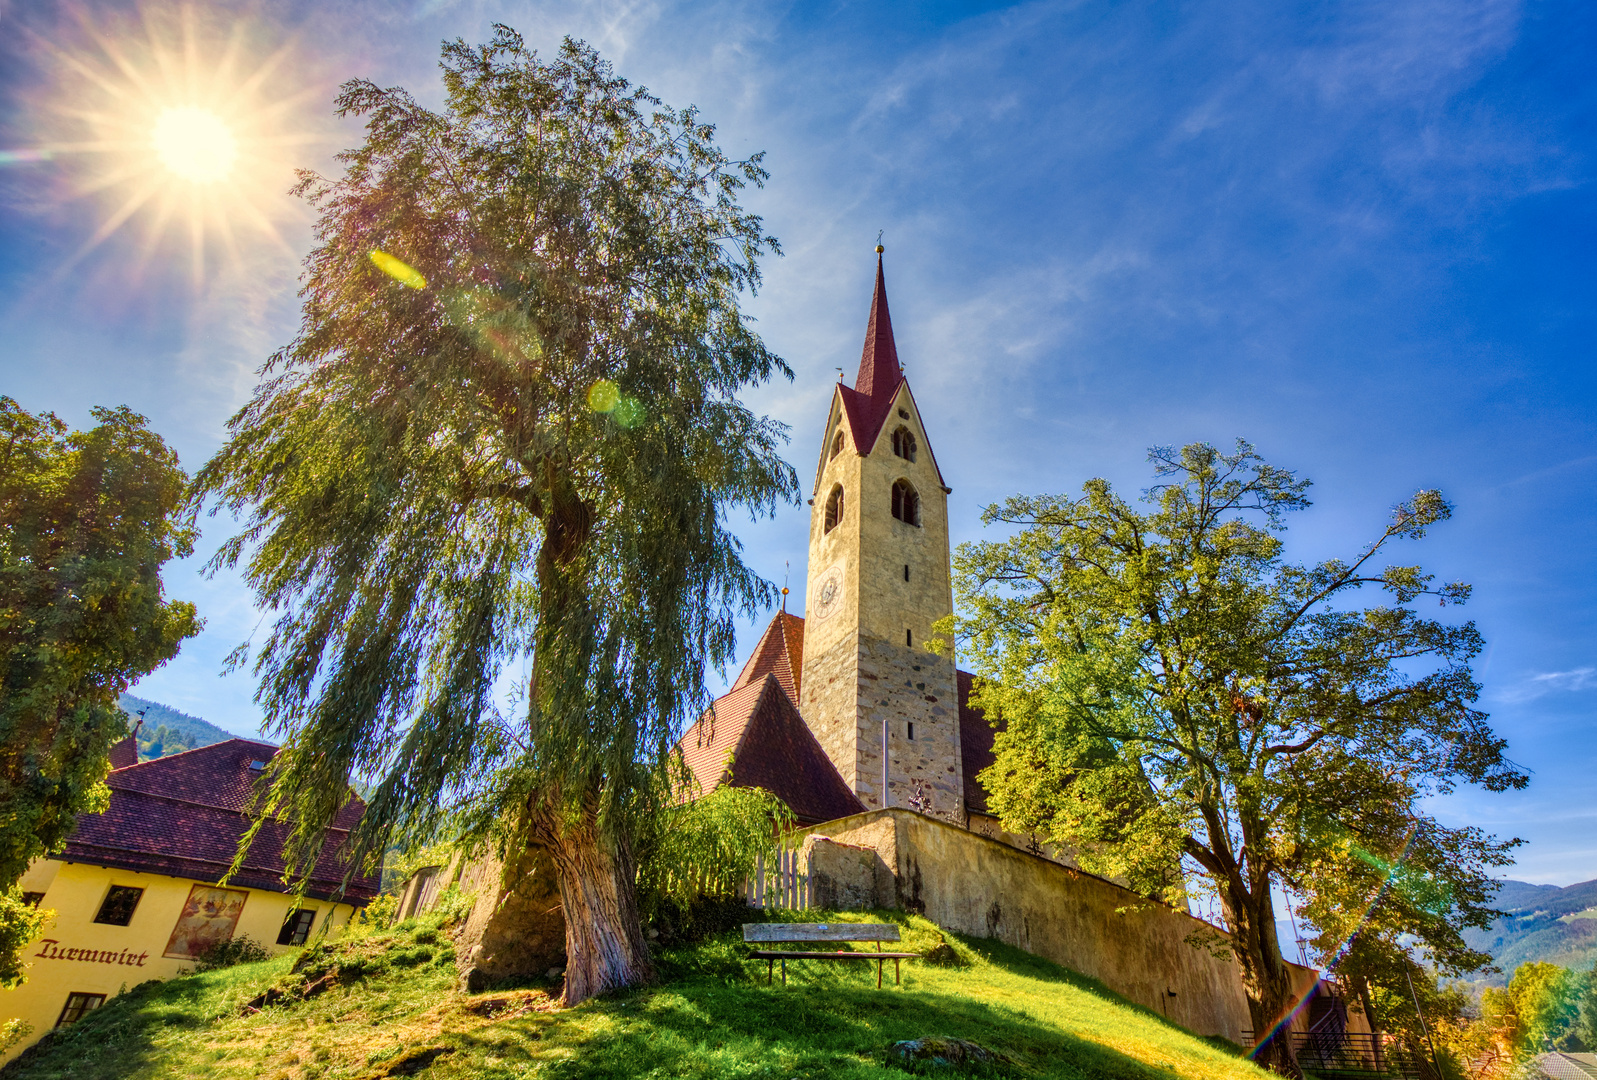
[163,885,248,958]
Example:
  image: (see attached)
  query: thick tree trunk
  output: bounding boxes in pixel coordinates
[533,805,655,1006]
[1217,872,1306,1077]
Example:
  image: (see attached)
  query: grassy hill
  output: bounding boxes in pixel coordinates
[1461,878,1597,981]
[118,694,245,761]
[2,910,1266,1080]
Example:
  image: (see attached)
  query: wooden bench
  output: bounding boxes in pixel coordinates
[743,923,919,987]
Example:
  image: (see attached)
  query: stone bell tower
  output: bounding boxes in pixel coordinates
[798,250,964,819]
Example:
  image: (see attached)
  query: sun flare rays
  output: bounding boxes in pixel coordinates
[9,3,325,289]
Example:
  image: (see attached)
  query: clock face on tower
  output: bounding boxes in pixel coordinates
[812,564,844,622]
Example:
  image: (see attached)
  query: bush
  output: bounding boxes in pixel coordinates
[191,934,271,972]
[349,893,398,933]
[432,885,476,927]
[0,1018,31,1056]
[647,893,754,947]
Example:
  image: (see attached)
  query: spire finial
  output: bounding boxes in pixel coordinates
[875,229,884,255]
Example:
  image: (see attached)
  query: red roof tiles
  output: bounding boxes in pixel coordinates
[680,609,1004,826]
[728,610,805,703]
[63,739,378,904]
[856,255,901,400]
[958,670,1000,816]
[680,618,863,826]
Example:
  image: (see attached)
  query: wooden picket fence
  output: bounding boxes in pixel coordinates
[744,847,810,910]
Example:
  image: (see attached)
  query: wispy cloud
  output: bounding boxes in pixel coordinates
[1494,667,1597,705]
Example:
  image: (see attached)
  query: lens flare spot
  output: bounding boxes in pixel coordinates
[613,396,645,427]
[588,380,620,412]
[370,251,427,289]
[152,107,237,182]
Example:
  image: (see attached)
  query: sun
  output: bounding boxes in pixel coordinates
[12,4,325,287]
[152,107,239,184]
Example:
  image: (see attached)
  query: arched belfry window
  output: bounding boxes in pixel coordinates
[824,484,845,534]
[830,430,845,460]
[891,426,917,463]
[891,479,920,526]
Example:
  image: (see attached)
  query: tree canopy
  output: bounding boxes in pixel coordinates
[949,440,1524,1065]
[193,29,797,1003]
[0,397,198,985]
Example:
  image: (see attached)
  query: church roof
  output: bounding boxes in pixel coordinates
[728,610,804,703]
[678,609,1004,826]
[958,671,998,816]
[837,255,907,458]
[680,673,865,826]
[822,258,948,493]
[857,255,900,399]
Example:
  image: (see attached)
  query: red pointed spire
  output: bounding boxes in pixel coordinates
[855,253,900,398]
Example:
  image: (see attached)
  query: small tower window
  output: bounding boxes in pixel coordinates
[908,722,915,741]
[903,564,910,582]
[830,430,844,460]
[906,629,913,647]
[824,484,845,534]
[891,479,920,526]
[891,426,917,462]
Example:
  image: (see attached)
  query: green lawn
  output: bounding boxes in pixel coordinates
[2,910,1269,1080]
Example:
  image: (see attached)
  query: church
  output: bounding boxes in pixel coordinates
[447,252,1351,1051]
[655,251,1353,1049]
[678,249,1008,841]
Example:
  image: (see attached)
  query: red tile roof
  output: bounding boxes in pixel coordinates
[828,259,948,491]
[62,739,379,904]
[109,736,137,770]
[680,672,864,827]
[958,670,1001,816]
[728,610,805,703]
[683,608,1003,825]
[856,255,901,399]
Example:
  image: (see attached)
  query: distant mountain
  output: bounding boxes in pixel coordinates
[118,694,247,761]
[1462,878,1597,982]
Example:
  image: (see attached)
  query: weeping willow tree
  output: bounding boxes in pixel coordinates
[194,29,797,1004]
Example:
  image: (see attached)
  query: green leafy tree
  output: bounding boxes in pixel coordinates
[135,723,194,761]
[0,397,199,985]
[636,785,794,911]
[948,441,1524,1069]
[194,29,795,1004]
[1497,962,1582,1058]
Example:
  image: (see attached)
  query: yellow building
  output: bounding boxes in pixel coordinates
[2,736,378,1064]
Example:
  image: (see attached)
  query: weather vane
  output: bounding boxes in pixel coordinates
[781,562,790,612]
[876,229,884,254]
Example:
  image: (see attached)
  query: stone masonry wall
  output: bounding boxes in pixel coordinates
[799,382,964,816]
[858,633,962,819]
[797,628,867,793]
[798,808,1255,1044]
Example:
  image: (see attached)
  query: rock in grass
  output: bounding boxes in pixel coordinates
[888,1037,1011,1071]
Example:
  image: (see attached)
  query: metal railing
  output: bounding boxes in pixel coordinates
[1286,1031,1427,1079]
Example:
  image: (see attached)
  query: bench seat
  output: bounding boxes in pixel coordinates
[743,922,920,987]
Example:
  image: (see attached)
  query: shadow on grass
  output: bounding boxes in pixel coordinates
[0,956,292,1080]
[445,920,1239,1080]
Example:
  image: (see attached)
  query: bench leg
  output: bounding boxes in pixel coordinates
[781,958,787,987]
[767,958,773,986]
[877,958,883,989]
[895,959,901,985]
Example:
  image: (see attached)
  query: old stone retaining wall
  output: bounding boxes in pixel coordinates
[798,807,1256,1043]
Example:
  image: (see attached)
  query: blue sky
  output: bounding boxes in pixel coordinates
[1,0,1593,884]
